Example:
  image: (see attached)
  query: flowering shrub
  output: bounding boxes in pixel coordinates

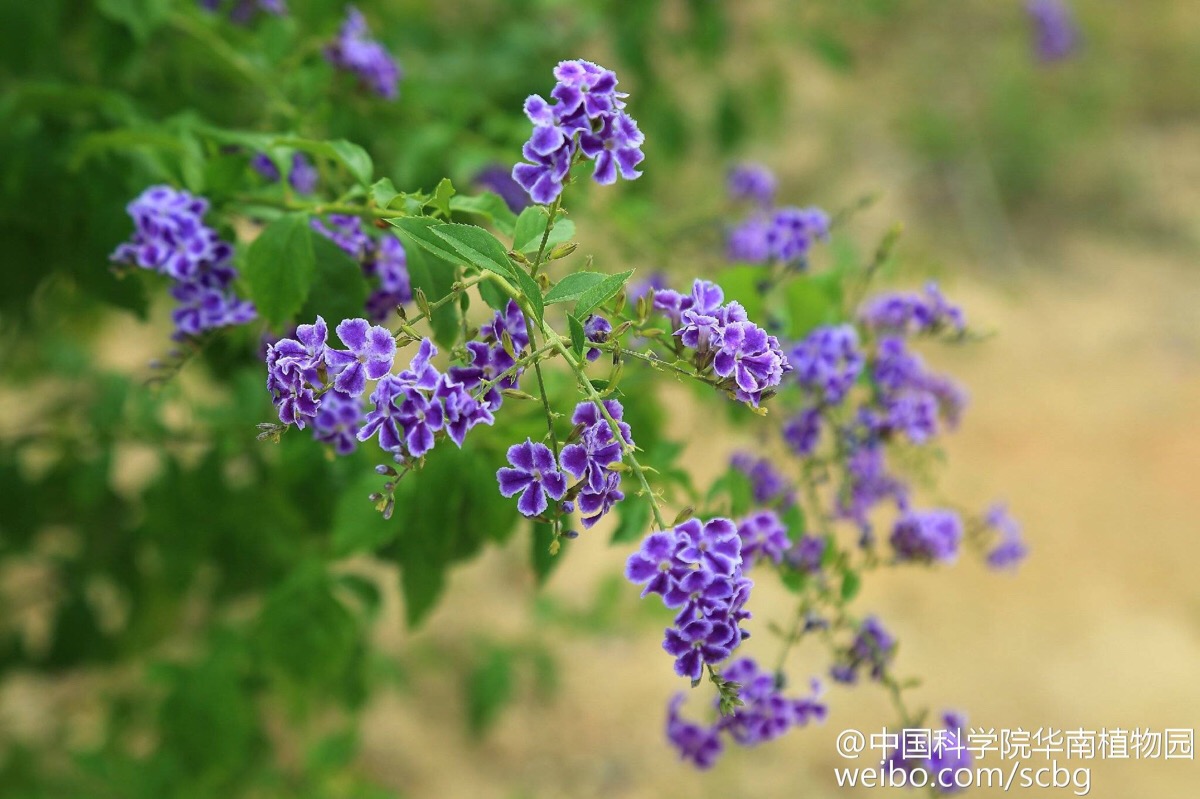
[0,2,1037,796]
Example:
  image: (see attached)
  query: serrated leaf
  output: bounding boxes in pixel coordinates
[512,206,575,254]
[399,232,459,348]
[544,272,610,305]
[573,269,635,319]
[387,217,462,264]
[301,234,369,323]
[243,213,316,327]
[428,223,514,279]
[449,192,518,237]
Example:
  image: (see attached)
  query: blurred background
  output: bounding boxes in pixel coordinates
[2,1,1199,797]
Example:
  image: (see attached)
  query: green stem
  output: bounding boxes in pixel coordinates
[530,197,561,278]
[234,195,399,220]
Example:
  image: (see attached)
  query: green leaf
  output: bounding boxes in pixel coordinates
[531,522,566,584]
[567,313,586,359]
[840,568,861,602]
[300,234,369,324]
[371,177,400,210]
[96,0,169,42]
[428,223,514,279]
[243,213,316,327]
[399,232,459,349]
[449,192,518,237]
[544,272,610,305]
[784,272,844,337]
[331,473,399,557]
[428,178,455,218]
[610,492,651,543]
[388,217,462,264]
[277,137,374,186]
[512,206,575,254]
[477,277,510,311]
[511,265,545,326]
[256,566,359,687]
[573,269,635,319]
[465,644,513,737]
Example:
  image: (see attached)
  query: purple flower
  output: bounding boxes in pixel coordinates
[735,510,792,568]
[790,324,863,405]
[727,163,777,207]
[783,407,822,457]
[716,658,827,746]
[265,317,329,430]
[111,185,234,282]
[482,299,531,353]
[252,152,318,194]
[766,206,829,264]
[199,0,287,23]
[311,390,364,455]
[512,59,642,204]
[859,282,965,335]
[576,470,625,529]
[395,386,444,458]
[713,321,790,406]
[497,438,568,517]
[583,314,612,362]
[1027,0,1079,63]
[890,509,963,564]
[324,318,397,397]
[663,618,737,682]
[666,695,724,769]
[726,215,773,264]
[356,338,447,458]
[675,517,743,577]
[786,535,826,573]
[983,503,1029,570]
[836,442,908,534]
[473,164,532,213]
[312,216,411,322]
[560,420,623,491]
[436,375,494,448]
[624,531,680,598]
[325,6,402,100]
[730,452,795,508]
[831,616,896,684]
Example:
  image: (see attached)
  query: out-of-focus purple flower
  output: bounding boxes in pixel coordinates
[324,318,397,397]
[891,509,963,564]
[1027,0,1079,63]
[473,164,532,213]
[666,695,724,769]
[766,206,830,264]
[200,0,287,23]
[735,510,792,568]
[859,282,965,336]
[731,452,796,508]
[727,163,777,207]
[726,215,773,264]
[869,336,966,443]
[887,710,973,793]
[836,442,908,537]
[497,438,568,517]
[627,272,668,303]
[583,314,612,362]
[312,215,411,321]
[783,407,822,457]
[311,390,364,455]
[325,6,402,100]
[790,324,863,405]
[513,59,643,204]
[252,152,318,194]
[717,659,827,746]
[786,535,827,573]
[831,615,896,684]
[983,503,1029,570]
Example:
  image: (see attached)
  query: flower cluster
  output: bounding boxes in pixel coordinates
[495,400,632,526]
[324,6,402,100]
[198,0,286,23]
[730,452,796,508]
[666,658,826,769]
[251,151,318,195]
[265,317,492,458]
[513,60,644,204]
[830,616,897,684]
[448,300,529,412]
[735,510,792,568]
[582,314,612,362]
[725,164,830,267]
[726,163,777,207]
[859,282,965,336]
[625,518,752,682]
[865,336,967,444]
[653,279,791,406]
[1026,0,1079,63]
[311,215,411,321]
[982,503,1029,570]
[111,185,256,340]
[890,509,963,564]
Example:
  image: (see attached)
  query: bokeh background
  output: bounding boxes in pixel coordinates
[2,1,1199,797]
